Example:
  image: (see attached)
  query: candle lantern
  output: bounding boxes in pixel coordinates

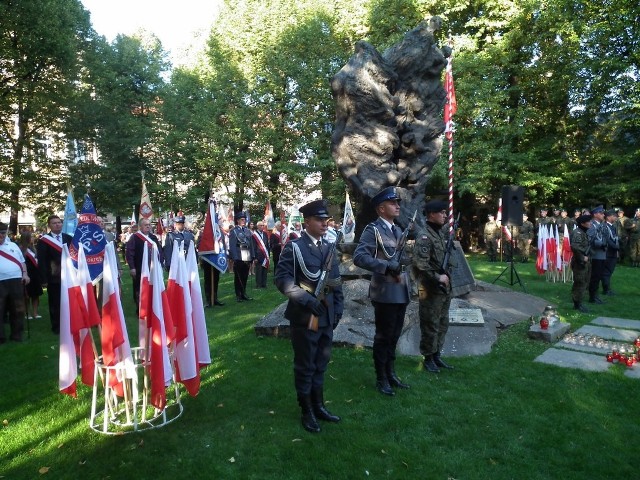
[540,305,559,329]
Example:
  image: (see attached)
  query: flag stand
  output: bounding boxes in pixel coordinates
[492,226,526,292]
[89,347,183,435]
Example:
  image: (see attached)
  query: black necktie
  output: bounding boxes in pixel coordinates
[390,225,397,239]
[56,235,60,242]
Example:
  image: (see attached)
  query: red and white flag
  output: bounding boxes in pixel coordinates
[186,241,211,368]
[167,242,200,396]
[444,55,457,141]
[562,224,573,264]
[101,242,135,395]
[147,243,174,410]
[76,246,101,387]
[59,246,79,397]
[264,201,275,229]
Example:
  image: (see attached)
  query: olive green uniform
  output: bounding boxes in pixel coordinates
[517,220,534,262]
[483,220,499,261]
[413,223,455,358]
[624,215,640,266]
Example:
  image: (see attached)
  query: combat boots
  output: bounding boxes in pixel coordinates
[422,355,440,373]
[386,361,410,389]
[297,394,320,433]
[311,387,340,423]
[573,301,589,313]
[433,352,454,369]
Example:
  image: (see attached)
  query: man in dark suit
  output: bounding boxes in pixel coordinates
[37,215,72,334]
[275,199,344,433]
[353,187,411,395]
[253,221,270,288]
[228,212,255,302]
[125,218,162,312]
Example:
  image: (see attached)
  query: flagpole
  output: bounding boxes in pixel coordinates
[445,30,456,234]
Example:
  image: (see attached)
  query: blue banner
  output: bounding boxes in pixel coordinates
[62,190,78,236]
[69,195,107,283]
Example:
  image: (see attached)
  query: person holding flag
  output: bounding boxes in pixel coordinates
[199,199,227,307]
[37,214,72,334]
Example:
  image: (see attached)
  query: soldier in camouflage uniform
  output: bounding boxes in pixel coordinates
[413,200,456,373]
[570,214,592,313]
[517,213,534,262]
[615,208,629,265]
[624,208,640,267]
[483,214,499,262]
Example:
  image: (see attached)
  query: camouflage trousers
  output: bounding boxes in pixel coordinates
[418,287,452,357]
[571,259,591,304]
[630,238,640,263]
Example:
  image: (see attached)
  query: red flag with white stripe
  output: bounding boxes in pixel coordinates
[186,241,211,368]
[76,246,100,387]
[167,242,200,396]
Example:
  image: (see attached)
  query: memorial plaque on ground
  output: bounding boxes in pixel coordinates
[450,241,475,297]
[449,308,484,326]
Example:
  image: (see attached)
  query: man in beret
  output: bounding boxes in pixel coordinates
[0,222,30,343]
[587,205,607,304]
[275,199,344,433]
[413,200,456,373]
[353,187,412,395]
[228,211,255,302]
[570,214,592,312]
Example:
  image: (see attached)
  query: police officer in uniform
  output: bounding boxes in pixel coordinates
[570,214,592,312]
[275,199,344,433]
[229,212,255,302]
[353,187,411,396]
[587,205,607,304]
[163,214,195,267]
[413,200,456,373]
[602,209,619,296]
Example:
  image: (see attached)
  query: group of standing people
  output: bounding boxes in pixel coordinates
[275,189,456,433]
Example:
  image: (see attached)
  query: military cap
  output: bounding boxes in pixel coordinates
[577,214,592,225]
[174,215,186,223]
[488,213,495,218]
[561,207,567,213]
[0,222,8,233]
[424,199,448,213]
[591,205,604,214]
[604,209,617,217]
[371,187,400,208]
[234,211,247,220]
[299,199,330,219]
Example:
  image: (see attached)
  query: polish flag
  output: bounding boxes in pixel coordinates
[59,245,79,397]
[101,242,135,394]
[562,224,573,264]
[148,243,174,410]
[167,242,200,396]
[76,246,101,386]
[186,241,211,368]
[535,225,547,274]
[138,243,152,352]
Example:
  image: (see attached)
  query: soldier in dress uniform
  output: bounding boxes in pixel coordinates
[275,199,344,433]
[163,214,195,267]
[37,215,72,334]
[353,187,411,396]
[517,213,534,262]
[570,214,592,313]
[229,212,256,301]
[483,214,499,262]
[413,199,456,373]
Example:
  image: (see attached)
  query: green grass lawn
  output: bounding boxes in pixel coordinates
[1,257,639,479]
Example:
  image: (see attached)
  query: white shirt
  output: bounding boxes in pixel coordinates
[0,238,25,281]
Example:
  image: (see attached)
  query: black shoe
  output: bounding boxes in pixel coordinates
[589,296,605,304]
[574,303,589,313]
[433,353,454,370]
[236,296,244,302]
[388,372,410,389]
[241,294,253,301]
[604,290,615,296]
[423,356,440,373]
[301,411,321,433]
[214,300,225,306]
[310,388,341,422]
[375,380,395,396]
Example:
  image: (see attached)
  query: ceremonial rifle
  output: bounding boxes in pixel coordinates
[308,231,344,331]
[438,212,460,294]
[392,209,418,264]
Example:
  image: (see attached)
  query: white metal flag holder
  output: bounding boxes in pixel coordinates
[89,347,183,434]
